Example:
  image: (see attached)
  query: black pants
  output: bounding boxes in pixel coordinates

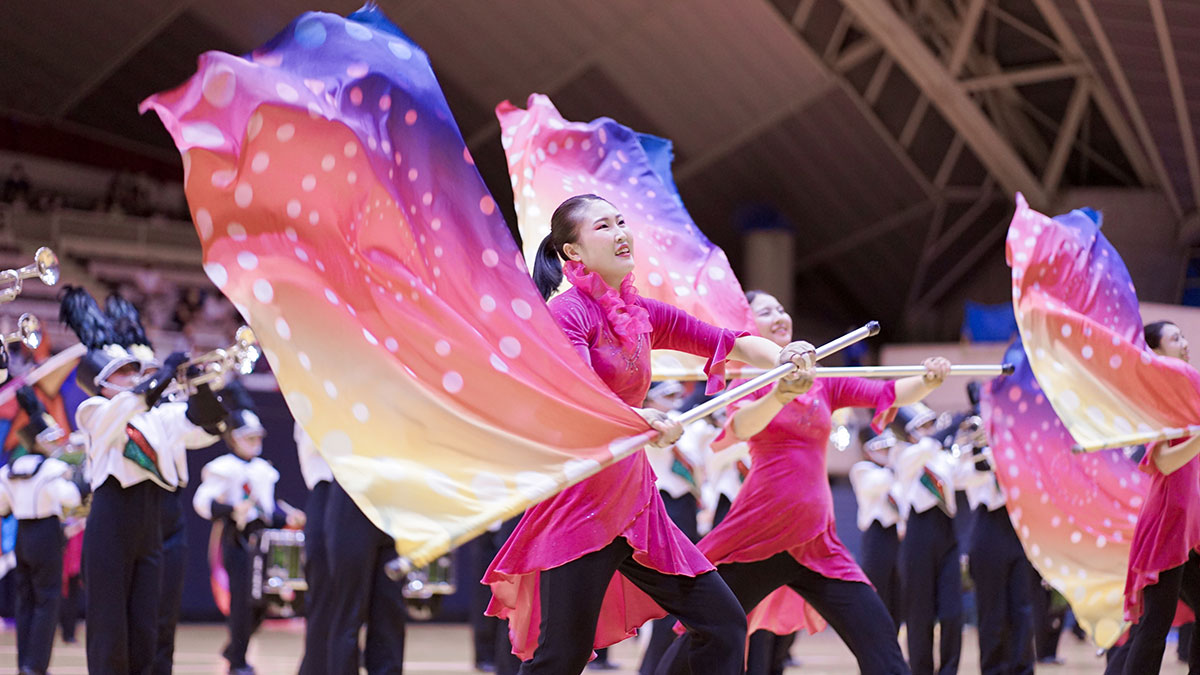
[1029,569,1063,661]
[1120,550,1200,674]
[900,508,962,675]
[299,480,331,675]
[222,525,266,669]
[862,521,902,629]
[660,552,907,675]
[85,478,163,675]
[469,516,522,673]
[746,630,795,675]
[15,517,63,674]
[639,492,700,675]
[967,506,1034,675]
[326,481,406,674]
[519,537,744,675]
[60,568,82,642]
[154,488,188,675]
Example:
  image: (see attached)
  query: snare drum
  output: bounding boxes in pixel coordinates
[401,554,456,620]
[250,528,307,618]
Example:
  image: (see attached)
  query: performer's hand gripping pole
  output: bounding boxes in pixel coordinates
[675,321,880,427]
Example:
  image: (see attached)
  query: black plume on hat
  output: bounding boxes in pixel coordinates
[59,286,114,349]
[15,386,46,421]
[105,294,150,350]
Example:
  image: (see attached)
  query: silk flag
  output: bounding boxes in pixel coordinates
[497,95,756,378]
[142,6,656,567]
[1007,194,1200,450]
[983,339,1145,647]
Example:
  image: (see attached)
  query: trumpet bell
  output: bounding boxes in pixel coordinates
[1,313,41,351]
[34,247,59,286]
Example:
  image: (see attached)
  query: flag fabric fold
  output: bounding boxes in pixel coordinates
[141,6,655,566]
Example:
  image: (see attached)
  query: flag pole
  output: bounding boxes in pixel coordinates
[676,321,880,426]
[655,362,1012,381]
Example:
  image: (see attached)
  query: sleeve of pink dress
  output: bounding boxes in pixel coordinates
[641,297,747,394]
[821,376,898,431]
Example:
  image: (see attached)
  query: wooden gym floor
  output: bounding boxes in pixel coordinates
[0,620,1188,673]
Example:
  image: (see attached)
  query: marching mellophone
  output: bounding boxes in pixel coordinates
[173,326,261,395]
[1,313,42,358]
[0,247,59,304]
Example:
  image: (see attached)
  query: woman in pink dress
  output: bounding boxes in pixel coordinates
[483,194,817,675]
[663,290,950,675]
[1117,320,1200,674]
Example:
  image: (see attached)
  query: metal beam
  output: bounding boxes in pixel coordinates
[796,199,936,269]
[1028,0,1155,189]
[913,209,1008,313]
[55,1,194,119]
[839,0,1048,206]
[1149,0,1200,211]
[1067,0,1180,215]
[833,38,882,73]
[959,62,1086,92]
[946,0,987,76]
[1042,79,1091,194]
[934,134,966,188]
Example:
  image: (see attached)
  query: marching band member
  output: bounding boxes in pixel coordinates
[193,384,303,675]
[485,195,816,674]
[893,403,962,675]
[64,287,223,674]
[661,290,945,675]
[0,387,82,675]
[956,385,1035,675]
[850,429,903,628]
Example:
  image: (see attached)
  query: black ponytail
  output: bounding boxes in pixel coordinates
[533,193,610,301]
[533,233,563,301]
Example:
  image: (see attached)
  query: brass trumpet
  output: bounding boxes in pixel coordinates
[175,326,260,394]
[1,313,42,354]
[0,247,60,303]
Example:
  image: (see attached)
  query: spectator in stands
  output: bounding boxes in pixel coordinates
[2,164,32,205]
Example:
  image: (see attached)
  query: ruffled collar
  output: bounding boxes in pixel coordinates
[563,260,652,348]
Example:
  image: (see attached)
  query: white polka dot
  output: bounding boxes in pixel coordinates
[352,403,370,423]
[253,279,273,302]
[181,122,225,148]
[344,20,373,40]
[647,272,663,287]
[287,391,314,424]
[204,263,228,288]
[708,267,726,280]
[1070,531,1082,543]
[1096,536,1107,548]
[246,114,263,140]
[195,209,213,239]
[1058,389,1080,411]
[201,65,237,107]
[511,299,532,319]
[481,249,499,267]
[384,337,399,353]
[490,354,509,372]
[324,380,338,399]
[301,174,317,192]
[442,371,464,393]
[211,169,236,188]
[321,155,336,172]
[1061,324,1072,338]
[298,352,312,370]
[307,211,319,225]
[499,337,521,358]
[286,200,302,218]
[227,222,247,241]
[275,83,300,102]
[273,317,291,340]
[237,251,258,270]
[480,295,496,312]
[674,286,691,297]
[347,171,357,185]
[234,183,253,208]
[470,472,506,501]
[319,430,352,458]
[324,289,338,305]
[388,40,412,59]
[343,142,357,158]
[295,247,309,261]
[276,123,296,142]
[435,340,451,356]
[1081,345,1093,359]
[362,329,378,346]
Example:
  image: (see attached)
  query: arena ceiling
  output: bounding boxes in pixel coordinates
[2,0,1197,339]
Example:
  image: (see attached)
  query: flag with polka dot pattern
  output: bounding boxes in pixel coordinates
[983,339,1144,648]
[497,94,755,378]
[141,6,654,567]
[988,193,1200,646]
